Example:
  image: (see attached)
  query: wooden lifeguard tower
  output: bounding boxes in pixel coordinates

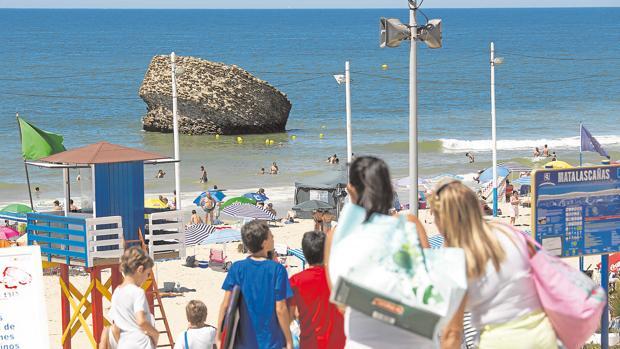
[25,142,185,348]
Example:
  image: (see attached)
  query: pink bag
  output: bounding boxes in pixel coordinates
[512,227,606,349]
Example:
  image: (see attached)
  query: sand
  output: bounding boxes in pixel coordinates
[38,194,596,348]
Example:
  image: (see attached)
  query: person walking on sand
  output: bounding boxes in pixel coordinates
[430,181,557,349]
[199,166,208,184]
[509,190,521,226]
[270,162,279,175]
[217,220,293,349]
[325,156,431,349]
[288,231,346,349]
[109,247,159,349]
[174,300,216,349]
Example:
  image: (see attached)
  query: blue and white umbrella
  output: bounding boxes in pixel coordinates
[193,190,226,206]
[243,192,269,202]
[478,166,510,183]
[200,228,242,245]
[428,234,444,249]
[221,203,275,220]
[185,224,216,246]
[513,176,531,186]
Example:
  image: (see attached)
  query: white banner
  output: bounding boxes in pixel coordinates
[0,246,50,348]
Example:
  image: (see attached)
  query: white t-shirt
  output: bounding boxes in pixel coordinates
[173,326,216,349]
[466,228,542,329]
[109,284,155,349]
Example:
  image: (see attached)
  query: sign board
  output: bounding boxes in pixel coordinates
[0,246,50,348]
[532,165,620,257]
[309,190,329,203]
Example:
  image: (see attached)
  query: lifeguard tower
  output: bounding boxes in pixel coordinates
[24,141,185,348]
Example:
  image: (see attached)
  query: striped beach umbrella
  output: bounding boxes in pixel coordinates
[200,228,242,245]
[428,234,444,249]
[221,203,275,220]
[185,224,216,246]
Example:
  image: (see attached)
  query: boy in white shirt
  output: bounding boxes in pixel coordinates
[174,300,216,349]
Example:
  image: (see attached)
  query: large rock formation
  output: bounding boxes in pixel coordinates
[139,55,291,135]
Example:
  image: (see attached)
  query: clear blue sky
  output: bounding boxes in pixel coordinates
[1,0,618,9]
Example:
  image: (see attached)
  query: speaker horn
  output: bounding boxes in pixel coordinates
[380,18,411,48]
[418,19,442,49]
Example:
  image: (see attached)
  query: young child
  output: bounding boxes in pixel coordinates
[174,300,217,349]
[109,247,159,349]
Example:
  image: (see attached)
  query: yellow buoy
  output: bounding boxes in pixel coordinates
[237,136,243,144]
[319,133,324,139]
[291,135,297,140]
[381,64,388,70]
[215,134,220,139]
[265,139,270,144]
[269,140,275,145]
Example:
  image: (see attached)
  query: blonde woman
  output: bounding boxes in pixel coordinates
[432,181,557,349]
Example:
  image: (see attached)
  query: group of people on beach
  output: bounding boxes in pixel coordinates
[103,156,558,349]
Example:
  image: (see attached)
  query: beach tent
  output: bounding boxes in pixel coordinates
[294,170,347,219]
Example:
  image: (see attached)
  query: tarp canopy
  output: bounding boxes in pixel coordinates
[40,141,168,164]
[294,170,347,190]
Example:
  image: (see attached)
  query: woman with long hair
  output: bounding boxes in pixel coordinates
[431,180,557,349]
[325,156,431,348]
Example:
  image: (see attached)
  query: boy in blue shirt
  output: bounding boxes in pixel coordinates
[217,220,293,349]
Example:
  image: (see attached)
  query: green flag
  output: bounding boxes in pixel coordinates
[18,117,66,160]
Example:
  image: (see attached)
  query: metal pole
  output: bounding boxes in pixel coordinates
[345,61,353,166]
[171,52,181,210]
[602,254,610,349]
[491,42,498,217]
[579,122,584,271]
[63,168,70,217]
[409,2,419,216]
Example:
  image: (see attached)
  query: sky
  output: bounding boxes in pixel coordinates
[1,0,619,9]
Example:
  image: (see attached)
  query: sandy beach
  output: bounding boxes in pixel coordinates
[39,195,597,348]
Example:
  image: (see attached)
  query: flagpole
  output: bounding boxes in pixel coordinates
[16,113,35,211]
[578,122,584,271]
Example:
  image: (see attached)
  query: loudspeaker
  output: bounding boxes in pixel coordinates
[380,18,411,48]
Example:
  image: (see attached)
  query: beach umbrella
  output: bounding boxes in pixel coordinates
[544,160,573,169]
[193,190,226,206]
[145,198,168,209]
[292,200,334,212]
[513,176,531,186]
[200,227,242,245]
[221,203,275,220]
[428,234,444,249]
[0,226,19,240]
[220,196,256,209]
[185,224,216,246]
[478,166,510,183]
[0,203,33,214]
[243,192,269,202]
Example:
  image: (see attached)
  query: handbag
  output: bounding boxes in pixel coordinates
[510,225,606,349]
[329,203,467,340]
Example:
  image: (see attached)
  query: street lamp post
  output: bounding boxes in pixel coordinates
[345,61,353,166]
[171,52,181,210]
[380,1,442,216]
[490,42,503,217]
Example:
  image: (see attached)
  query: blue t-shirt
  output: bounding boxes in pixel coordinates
[222,257,293,349]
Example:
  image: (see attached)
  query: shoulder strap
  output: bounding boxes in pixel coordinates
[184,330,189,349]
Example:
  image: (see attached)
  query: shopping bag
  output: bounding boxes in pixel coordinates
[511,226,606,349]
[329,203,467,339]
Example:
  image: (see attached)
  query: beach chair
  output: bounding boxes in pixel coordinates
[274,243,288,267]
[209,248,233,271]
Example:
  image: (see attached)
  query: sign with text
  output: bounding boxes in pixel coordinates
[0,246,49,348]
[532,165,620,257]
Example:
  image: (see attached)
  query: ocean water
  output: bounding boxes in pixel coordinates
[0,8,619,201]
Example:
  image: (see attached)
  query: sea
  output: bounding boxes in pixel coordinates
[0,8,619,202]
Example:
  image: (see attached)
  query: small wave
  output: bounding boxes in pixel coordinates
[439,135,620,152]
[372,140,443,153]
